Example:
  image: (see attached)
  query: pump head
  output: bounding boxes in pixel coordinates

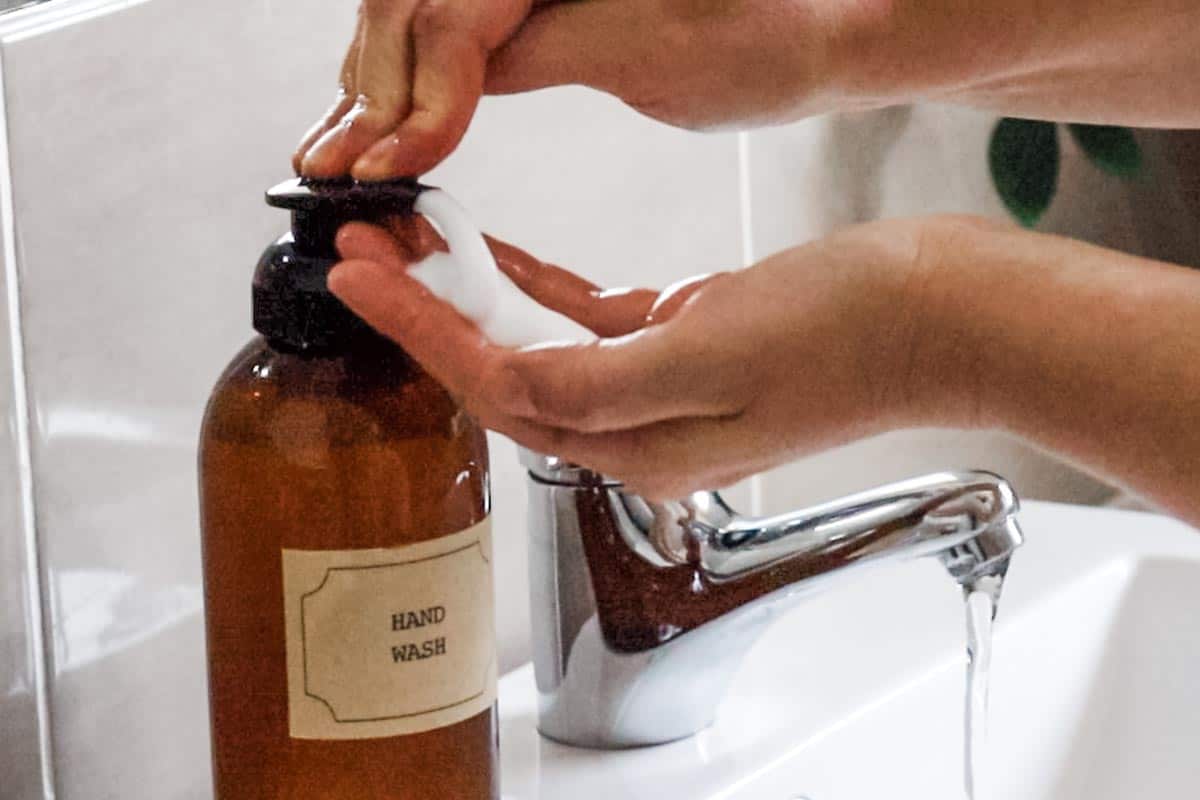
[253,177,426,352]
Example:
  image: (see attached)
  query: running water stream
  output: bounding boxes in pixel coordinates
[962,568,1007,800]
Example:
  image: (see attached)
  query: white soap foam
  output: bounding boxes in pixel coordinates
[410,190,595,349]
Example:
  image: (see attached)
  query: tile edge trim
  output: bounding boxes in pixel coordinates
[0,47,56,800]
[0,0,154,42]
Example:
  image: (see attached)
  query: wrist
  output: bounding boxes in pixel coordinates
[831,0,1040,107]
[891,215,1016,432]
[891,219,1200,520]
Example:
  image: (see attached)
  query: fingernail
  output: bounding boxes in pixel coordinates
[352,137,402,181]
[302,100,372,176]
[328,260,383,303]
[325,262,357,296]
[301,126,345,177]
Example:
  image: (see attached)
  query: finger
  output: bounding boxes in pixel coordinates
[468,395,767,500]
[495,413,760,501]
[486,237,657,336]
[328,259,527,412]
[293,8,365,173]
[329,257,761,499]
[354,1,530,179]
[303,0,418,178]
[337,221,410,266]
[648,274,724,325]
[337,219,445,267]
[335,224,737,431]
[295,94,360,176]
[496,324,747,433]
[341,219,655,336]
[485,1,645,97]
[330,252,746,433]
[389,213,448,258]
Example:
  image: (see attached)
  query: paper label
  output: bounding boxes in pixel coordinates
[282,519,496,740]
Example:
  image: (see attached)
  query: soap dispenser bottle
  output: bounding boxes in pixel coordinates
[199,178,497,799]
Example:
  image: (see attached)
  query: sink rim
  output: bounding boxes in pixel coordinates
[498,501,1200,799]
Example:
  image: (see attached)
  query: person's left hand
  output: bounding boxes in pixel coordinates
[327,215,968,499]
[295,0,883,181]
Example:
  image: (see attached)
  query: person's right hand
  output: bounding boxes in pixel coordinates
[296,0,870,181]
[328,211,1200,527]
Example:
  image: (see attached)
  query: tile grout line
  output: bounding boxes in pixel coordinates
[736,131,756,269]
[0,47,56,800]
[736,131,765,517]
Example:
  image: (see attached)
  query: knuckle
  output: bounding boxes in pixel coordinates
[343,100,397,134]
[524,351,604,426]
[918,214,1006,256]
[561,403,606,433]
[470,354,513,406]
[544,426,574,453]
[520,370,560,419]
[516,423,575,462]
[412,0,462,37]
[459,395,499,428]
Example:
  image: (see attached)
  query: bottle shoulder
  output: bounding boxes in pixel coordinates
[201,335,477,447]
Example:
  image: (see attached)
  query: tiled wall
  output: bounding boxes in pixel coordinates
[0,2,1142,798]
[0,2,361,797]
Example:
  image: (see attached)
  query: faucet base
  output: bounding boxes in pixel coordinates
[525,465,1025,750]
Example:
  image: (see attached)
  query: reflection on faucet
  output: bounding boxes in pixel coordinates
[523,452,1023,748]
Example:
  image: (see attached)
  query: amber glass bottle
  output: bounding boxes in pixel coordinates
[199,179,497,800]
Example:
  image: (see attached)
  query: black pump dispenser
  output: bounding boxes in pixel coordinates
[253,177,424,353]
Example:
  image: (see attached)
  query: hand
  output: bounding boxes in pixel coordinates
[295,0,536,180]
[296,0,1200,182]
[327,216,948,499]
[330,214,1200,525]
[296,0,869,180]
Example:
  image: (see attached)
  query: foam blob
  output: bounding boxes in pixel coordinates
[411,190,595,348]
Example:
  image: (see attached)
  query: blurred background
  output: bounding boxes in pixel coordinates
[1,1,1196,798]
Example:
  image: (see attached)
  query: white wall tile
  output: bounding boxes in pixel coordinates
[0,1,743,796]
[745,105,1118,509]
[755,429,1114,517]
[427,87,742,289]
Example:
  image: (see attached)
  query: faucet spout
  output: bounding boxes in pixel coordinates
[624,471,1021,583]
[523,455,1024,748]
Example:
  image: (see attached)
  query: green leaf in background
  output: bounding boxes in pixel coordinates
[989,118,1060,228]
[1068,124,1143,177]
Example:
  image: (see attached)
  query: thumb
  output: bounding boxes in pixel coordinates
[484,1,648,97]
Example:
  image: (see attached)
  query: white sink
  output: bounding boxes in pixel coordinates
[498,501,1200,799]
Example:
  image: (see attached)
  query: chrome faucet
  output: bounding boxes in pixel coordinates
[522,452,1024,749]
